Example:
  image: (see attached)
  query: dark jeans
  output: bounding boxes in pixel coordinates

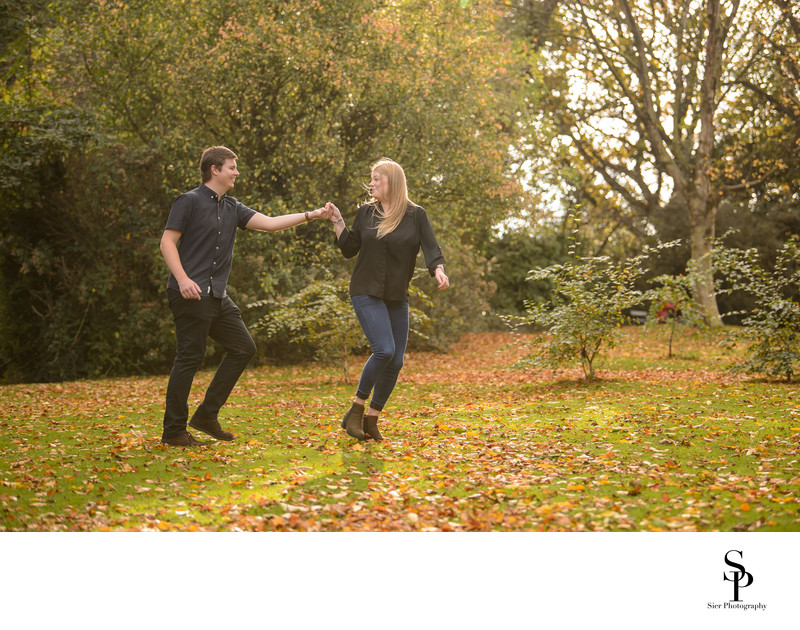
[162,290,256,439]
[351,295,409,412]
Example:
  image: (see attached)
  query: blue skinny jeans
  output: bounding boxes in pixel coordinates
[351,295,409,412]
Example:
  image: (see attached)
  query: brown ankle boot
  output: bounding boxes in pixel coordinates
[342,403,366,440]
[189,412,235,441]
[161,432,205,447]
[363,415,383,441]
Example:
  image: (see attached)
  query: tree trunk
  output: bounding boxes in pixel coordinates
[688,196,723,326]
[687,0,729,327]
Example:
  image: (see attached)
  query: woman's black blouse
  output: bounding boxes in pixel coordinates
[336,202,445,301]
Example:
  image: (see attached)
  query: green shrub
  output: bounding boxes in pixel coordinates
[645,261,712,359]
[410,242,494,350]
[486,228,569,320]
[507,244,673,379]
[249,274,432,383]
[0,106,171,382]
[716,238,800,382]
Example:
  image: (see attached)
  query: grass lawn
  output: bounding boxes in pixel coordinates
[1,327,798,531]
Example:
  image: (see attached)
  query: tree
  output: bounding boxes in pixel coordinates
[728,0,800,187]
[0,104,172,381]
[514,0,800,326]
[47,0,519,241]
[1,0,522,380]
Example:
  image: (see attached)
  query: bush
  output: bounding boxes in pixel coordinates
[0,106,172,382]
[645,259,712,358]
[249,274,432,382]
[486,228,569,320]
[715,238,800,382]
[410,242,494,350]
[507,244,674,379]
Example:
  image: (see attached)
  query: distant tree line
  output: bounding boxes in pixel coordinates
[1,0,798,383]
[1,0,518,382]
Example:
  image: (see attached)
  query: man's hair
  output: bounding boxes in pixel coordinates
[200,146,237,182]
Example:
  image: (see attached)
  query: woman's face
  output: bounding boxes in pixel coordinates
[370,170,388,203]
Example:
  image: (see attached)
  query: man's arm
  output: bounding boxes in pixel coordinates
[160,229,202,300]
[245,206,331,232]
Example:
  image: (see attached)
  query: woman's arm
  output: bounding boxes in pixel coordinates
[327,202,347,240]
[328,202,362,258]
[417,208,448,289]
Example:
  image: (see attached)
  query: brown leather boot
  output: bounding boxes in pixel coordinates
[363,415,383,441]
[161,432,205,447]
[342,403,366,440]
[189,413,235,441]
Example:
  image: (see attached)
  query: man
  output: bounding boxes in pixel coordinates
[160,146,331,446]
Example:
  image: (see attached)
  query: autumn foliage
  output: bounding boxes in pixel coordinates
[0,0,518,382]
[2,330,798,532]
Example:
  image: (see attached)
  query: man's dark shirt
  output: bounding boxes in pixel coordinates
[164,183,256,298]
[336,202,445,301]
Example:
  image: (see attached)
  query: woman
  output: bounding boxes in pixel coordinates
[326,159,449,441]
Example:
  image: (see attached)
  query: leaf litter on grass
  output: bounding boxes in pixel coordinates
[1,330,798,531]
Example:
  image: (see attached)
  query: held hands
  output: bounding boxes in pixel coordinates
[308,205,334,221]
[325,202,343,223]
[435,267,450,290]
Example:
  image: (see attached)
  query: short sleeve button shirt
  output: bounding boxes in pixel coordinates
[164,183,256,297]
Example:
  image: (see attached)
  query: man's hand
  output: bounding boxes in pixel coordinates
[308,206,333,221]
[178,277,203,300]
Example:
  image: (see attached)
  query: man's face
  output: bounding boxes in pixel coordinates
[212,158,239,192]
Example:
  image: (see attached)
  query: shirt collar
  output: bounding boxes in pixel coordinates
[199,182,226,201]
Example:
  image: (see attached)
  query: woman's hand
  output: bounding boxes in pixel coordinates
[435,267,449,290]
[326,202,343,223]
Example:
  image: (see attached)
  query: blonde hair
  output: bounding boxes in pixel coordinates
[367,158,411,239]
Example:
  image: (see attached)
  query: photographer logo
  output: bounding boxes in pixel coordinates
[723,550,753,601]
[707,550,766,612]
